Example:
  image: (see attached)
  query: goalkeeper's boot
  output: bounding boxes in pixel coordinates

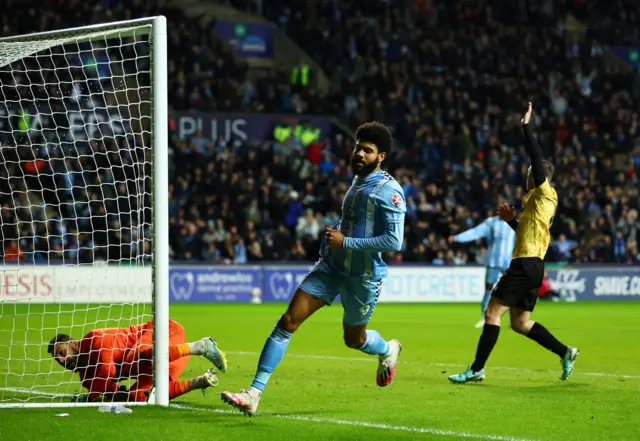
[377,339,402,387]
[202,368,219,388]
[221,389,260,416]
[449,367,486,384]
[560,346,579,380]
[197,369,219,397]
[203,337,228,373]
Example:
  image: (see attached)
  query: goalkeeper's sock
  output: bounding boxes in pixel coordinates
[169,380,192,399]
[169,343,192,361]
[188,340,206,355]
[168,340,206,360]
[481,290,492,316]
[250,326,293,392]
[169,373,217,399]
[358,330,391,357]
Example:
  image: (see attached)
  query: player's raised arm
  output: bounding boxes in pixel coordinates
[340,183,405,253]
[521,102,547,188]
[451,220,490,243]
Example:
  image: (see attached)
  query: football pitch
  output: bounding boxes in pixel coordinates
[1,302,639,441]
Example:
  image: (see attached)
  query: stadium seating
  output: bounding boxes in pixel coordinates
[1,0,639,265]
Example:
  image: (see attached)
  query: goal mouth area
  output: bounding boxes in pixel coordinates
[0,15,170,407]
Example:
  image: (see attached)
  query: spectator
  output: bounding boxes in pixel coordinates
[296,209,321,241]
[554,234,577,261]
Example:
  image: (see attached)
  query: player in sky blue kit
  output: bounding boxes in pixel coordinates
[449,216,516,328]
[221,122,406,416]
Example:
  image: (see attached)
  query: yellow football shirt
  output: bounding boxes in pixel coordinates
[512,179,558,260]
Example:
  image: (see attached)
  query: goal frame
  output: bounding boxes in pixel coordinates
[0,16,170,408]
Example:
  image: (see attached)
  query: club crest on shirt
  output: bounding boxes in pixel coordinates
[391,194,402,206]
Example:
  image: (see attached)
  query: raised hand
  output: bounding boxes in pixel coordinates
[521,101,533,125]
[498,204,516,222]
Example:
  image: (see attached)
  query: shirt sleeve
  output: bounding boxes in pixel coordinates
[342,182,406,253]
[454,220,490,243]
[534,178,554,198]
[79,332,119,400]
[522,124,546,188]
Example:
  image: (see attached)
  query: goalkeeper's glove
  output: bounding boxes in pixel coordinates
[71,393,101,403]
[71,386,127,403]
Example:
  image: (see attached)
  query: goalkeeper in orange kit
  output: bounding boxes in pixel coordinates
[48,319,228,403]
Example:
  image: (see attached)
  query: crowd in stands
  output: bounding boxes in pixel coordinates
[184,0,640,265]
[1,0,639,266]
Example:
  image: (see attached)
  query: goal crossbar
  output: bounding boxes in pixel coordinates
[0,17,159,42]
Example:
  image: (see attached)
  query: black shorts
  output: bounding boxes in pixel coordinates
[491,257,544,312]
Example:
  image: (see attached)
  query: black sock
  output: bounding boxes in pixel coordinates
[526,322,568,358]
[470,324,500,372]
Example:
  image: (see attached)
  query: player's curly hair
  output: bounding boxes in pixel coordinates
[48,334,72,355]
[355,121,392,154]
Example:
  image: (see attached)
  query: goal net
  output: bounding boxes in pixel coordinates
[0,17,169,408]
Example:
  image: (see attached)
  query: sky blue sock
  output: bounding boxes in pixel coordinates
[358,330,390,357]
[481,290,492,316]
[250,326,292,392]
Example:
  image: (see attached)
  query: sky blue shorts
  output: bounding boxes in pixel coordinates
[486,267,506,286]
[298,262,382,326]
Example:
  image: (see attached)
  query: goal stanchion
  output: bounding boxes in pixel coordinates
[0,16,169,408]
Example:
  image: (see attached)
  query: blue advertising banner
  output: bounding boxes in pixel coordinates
[610,46,640,69]
[166,264,640,304]
[169,266,262,303]
[261,265,313,302]
[173,111,332,143]
[547,266,640,301]
[215,20,274,58]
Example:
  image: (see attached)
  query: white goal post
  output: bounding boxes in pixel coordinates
[0,17,169,407]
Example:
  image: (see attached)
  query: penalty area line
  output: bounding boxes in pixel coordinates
[171,403,541,441]
[225,351,640,380]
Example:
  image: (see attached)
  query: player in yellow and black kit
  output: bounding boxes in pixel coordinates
[449,103,579,384]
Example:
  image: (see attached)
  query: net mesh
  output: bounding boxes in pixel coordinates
[0,24,155,406]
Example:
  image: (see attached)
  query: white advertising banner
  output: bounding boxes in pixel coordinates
[0,266,152,304]
[379,266,486,303]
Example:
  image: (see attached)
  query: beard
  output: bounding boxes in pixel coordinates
[64,358,77,371]
[351,157,378,175]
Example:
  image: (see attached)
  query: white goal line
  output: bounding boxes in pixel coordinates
[0,387,151,408]
[0,387,539,441]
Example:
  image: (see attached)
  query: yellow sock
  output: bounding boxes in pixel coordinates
[169,343,191,361]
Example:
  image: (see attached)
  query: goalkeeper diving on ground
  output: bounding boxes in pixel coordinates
[47,319,228,402]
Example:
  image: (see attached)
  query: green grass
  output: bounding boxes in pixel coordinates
[1,302,640,441]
